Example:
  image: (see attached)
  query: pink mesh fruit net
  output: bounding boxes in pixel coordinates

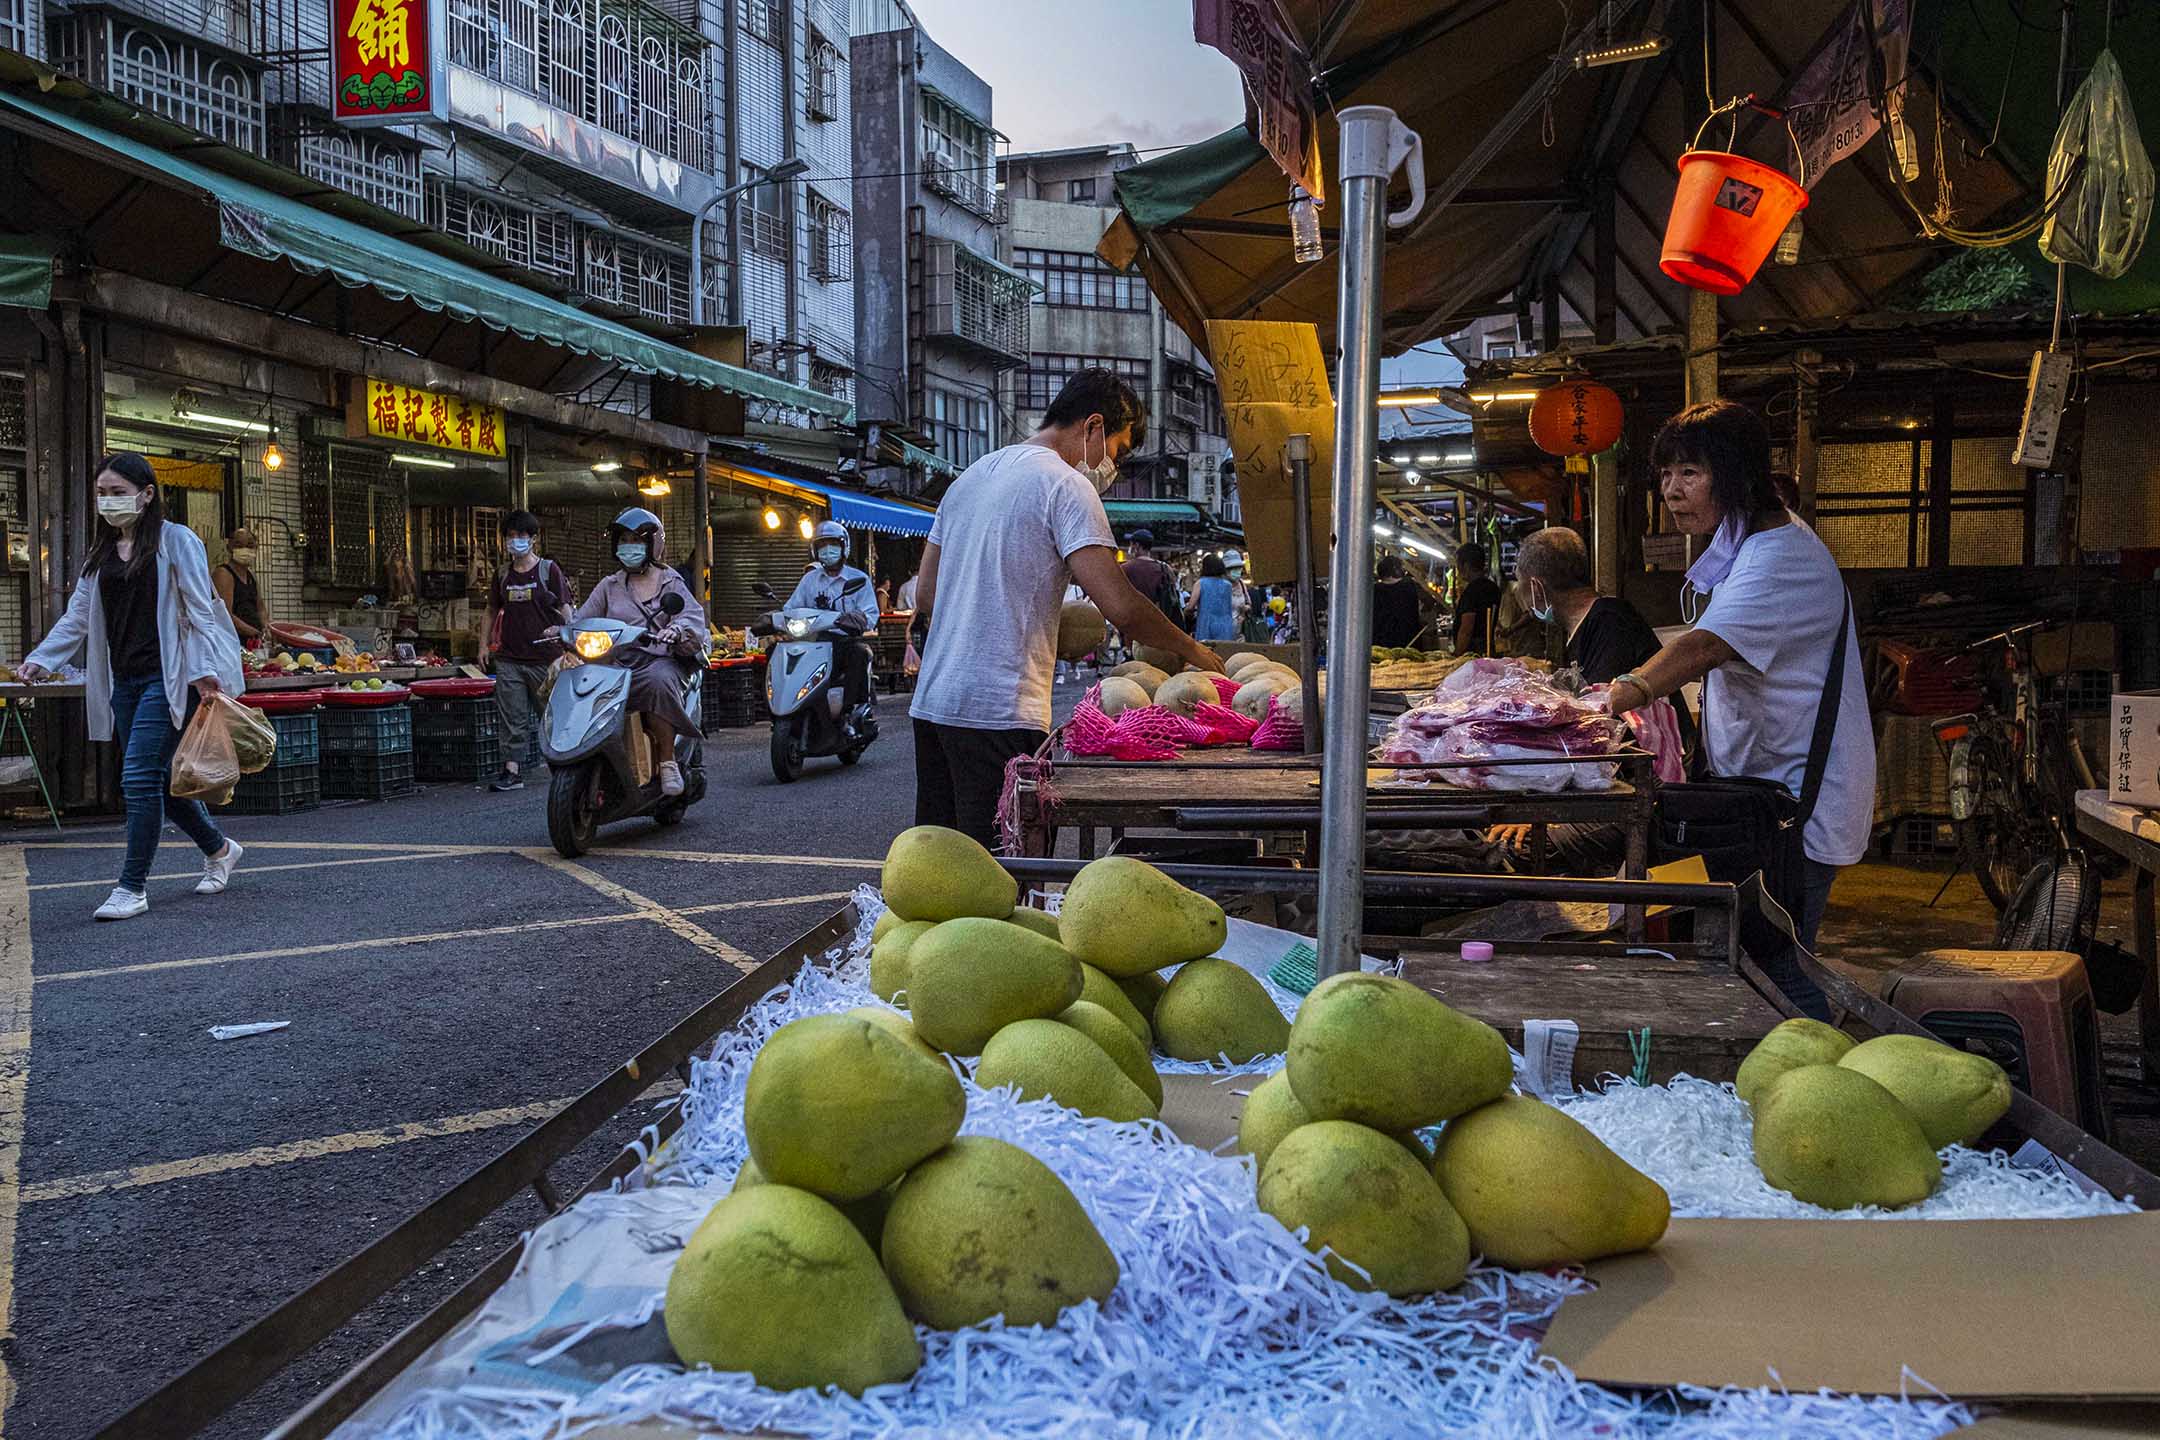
[1249,693,1304,751]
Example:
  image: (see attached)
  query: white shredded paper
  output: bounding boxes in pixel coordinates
[355,884,2135,1440]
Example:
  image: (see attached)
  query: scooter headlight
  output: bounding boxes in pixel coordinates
[574,629,616,660]
[784,616,813,638]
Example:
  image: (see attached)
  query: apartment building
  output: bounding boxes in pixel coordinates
[1000,143,1236,532]
[847,0,1026,494]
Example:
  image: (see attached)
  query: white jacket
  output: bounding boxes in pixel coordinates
[29,522,246,738]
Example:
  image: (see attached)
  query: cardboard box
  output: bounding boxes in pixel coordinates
[2106,690,2160,809]
[1542,1213,2160,1402]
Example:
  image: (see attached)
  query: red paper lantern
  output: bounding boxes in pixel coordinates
[1529,380,1624,458]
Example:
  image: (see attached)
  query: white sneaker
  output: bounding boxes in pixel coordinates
[95,886,148,922]
[195,839,244,895]
[658,762,685,797]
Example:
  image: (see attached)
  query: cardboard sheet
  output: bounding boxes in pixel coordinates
[1205,319,1334,584]
[1951,1405,2160,1438]
[1542,1214,2160,1401]
[1155,1072,1251,1153]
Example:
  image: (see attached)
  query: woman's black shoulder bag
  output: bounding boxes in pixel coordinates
[1650,593,1852,918]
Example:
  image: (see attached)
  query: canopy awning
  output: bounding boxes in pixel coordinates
[0,233,55,310]
[0,88,851,421]
[1103,499,1213,527]
[727,464,937,537]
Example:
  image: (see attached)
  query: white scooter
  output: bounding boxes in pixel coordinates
[752,579,878,782]
[542,592,709,856]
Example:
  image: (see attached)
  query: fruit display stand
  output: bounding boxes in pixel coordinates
[122,859,2160,1440]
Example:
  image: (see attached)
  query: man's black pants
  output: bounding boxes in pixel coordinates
[836,639,872,709]
[914,719,1046,849]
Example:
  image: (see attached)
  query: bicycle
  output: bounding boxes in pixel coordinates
[1931,621,2100,913]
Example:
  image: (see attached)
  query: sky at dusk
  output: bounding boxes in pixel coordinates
[901,0,1467,403]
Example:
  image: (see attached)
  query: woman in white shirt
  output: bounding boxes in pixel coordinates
[1602,401,1875,1019]
[20,453,247,920]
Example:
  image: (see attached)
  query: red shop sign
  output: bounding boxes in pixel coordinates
[331,0,448,128]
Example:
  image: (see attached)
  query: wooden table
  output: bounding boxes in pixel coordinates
[2073,790,2160,1083]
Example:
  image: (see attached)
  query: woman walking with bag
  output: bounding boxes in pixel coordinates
[17,453,247,920]
[1601,402,1874,1018]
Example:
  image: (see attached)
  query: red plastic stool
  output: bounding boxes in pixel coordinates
[1883,949,2111,1141]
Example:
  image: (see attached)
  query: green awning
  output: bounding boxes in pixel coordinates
[0,89,851,421]
[1103,499,1212,526]
[0,233,55,310]
[1111,128,1265,233]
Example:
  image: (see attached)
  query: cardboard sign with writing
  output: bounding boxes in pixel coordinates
[1206,319,1333,583]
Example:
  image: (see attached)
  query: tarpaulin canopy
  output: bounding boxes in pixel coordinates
[0,234,55,310]
[1103,499,1215,527]
[1104,0,2098,359]
[726,464,937,537]
[0,88,851,420]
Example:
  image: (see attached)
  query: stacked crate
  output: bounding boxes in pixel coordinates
[319,701,416,800]
[413,692,502,782]
[703,657,767,731]
[226,708,322,815]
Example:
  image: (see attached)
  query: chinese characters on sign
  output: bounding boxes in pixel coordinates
[332,0,447,127]
[1785,0,1911,184]
[350,379,508,459]
[1193,0,1323,202]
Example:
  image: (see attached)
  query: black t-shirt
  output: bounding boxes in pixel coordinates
[1371,576,1424,648]
[491,557,570,662]
[100,549,161,680]
[1566,595,1662,683]
[1452,575,1502,652]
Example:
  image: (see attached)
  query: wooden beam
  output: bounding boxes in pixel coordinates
[80,271,711,455]
[1593,172,1618,345]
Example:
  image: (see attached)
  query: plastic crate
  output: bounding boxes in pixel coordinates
[320,702,414,756]
[414,694,501,740]
[264,710,320,767]
[321,749,416,800]
[225,762,320,815]
[2039,668,2115,716]
[414,732,503,783]
[1885,815,1959,857]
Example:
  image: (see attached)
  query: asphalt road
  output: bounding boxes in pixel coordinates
[2,699,926,1440]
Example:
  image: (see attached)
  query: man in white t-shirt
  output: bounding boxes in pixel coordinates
[911,368,1225,844]
[1604,400,1876,1020]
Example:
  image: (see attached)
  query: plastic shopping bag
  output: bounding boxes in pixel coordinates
[171,700,241,803]
[2040,49,2154,279]
[218,693,279,774]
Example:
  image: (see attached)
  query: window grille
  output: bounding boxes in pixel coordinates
[809,198,851,282]
[291,127,424,221]
[923,242,1030,368]
[429,181,576,279]
[1020,354,1148,410]
[808,37,842,121]
[1013,248,1146,311]
[49,13,264,153]
[739,0,780,44]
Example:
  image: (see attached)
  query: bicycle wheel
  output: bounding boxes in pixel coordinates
[1957,729,2048,912]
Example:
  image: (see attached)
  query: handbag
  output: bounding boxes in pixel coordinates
[1651,592,1852,920]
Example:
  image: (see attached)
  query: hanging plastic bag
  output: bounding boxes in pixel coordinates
[171,701,242,803]
[2040,49,2155,280]
[219,694,279,774]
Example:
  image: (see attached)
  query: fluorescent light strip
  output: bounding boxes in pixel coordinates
[1376,390,1444,409]
[176,409,269,433]
[1469,390,1540,404]
[391,452,458,469]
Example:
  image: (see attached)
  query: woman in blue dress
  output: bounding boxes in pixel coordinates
[1189,551,1239,644]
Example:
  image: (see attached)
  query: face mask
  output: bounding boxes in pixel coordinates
[1528,583,1553,624]
[98,493,145,525]
[616,542,649,570]
[230,548,258,567]
[1082,424,1118,493]
[817,545,843,568]
[507,537,533,557]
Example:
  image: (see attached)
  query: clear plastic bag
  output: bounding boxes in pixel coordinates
[221,694,278,774]
[2040,49,2155,280]
[171,699,241,803]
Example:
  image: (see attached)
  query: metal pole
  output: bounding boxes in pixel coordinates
[1317,105,1420,981]
[1287,431,1322,756]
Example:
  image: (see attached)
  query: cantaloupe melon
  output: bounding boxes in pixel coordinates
[1058,601,1105,662]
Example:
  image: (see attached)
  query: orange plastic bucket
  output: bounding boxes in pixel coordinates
[1659,151,1809,296]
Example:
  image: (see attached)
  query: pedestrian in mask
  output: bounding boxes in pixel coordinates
[478,510,571,791]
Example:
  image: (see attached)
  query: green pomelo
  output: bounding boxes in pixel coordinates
[665,1185,920,1394]
[1287,972,1511,1131]
[1838,1034,2013,1149]
[1258,1120,1469,1296]
[844,1005,942,1064]
[1077,963,1153,1047]
[977,1018,1158,1122]
[1154,958,1289,1063]
[869,920,937,1005]
[906,917,1083,1056]
[1057,1000,1163,1107]
[880,1136,1119,1329]
[1735,1017,1856,1108]
[882,825,1016,922]
[1751,1064,1943,1210]
[1058,856,1226,979]
[1004,905,1064,943]
[743,1014,964,1201]
[1430,1095,1671,1268]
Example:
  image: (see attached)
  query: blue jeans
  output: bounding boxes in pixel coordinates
[112,672,226,894]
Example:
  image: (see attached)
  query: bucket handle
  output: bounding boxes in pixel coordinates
[1688,92,1810,192]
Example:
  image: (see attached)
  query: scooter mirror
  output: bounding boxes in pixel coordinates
[660,592,686,616]
[754,582,779,603]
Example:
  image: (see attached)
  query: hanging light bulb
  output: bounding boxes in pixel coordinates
[1288,185,1323,264]
[762,506,782,530]
[261,423,284,472]
[797,514,816,540]
[639,474,672,498]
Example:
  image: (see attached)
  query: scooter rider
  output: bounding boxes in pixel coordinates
[553,507,705,797]
[785,519,876,738]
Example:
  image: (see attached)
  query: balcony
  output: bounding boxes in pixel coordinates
[428,179,576,281]
[47,8,264,153]
[276,121,425,222]
[579,227,691,326]
[47,0,252,52]
[923,164,1007,224]
[922,241,1030,370]
[446,0,712,173]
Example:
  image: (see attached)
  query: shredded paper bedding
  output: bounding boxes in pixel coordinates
[353,888,2134,1440]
